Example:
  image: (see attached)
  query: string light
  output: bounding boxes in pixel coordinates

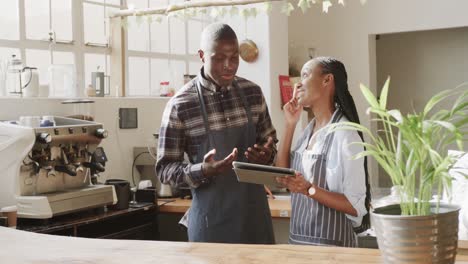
[114,0,363,26]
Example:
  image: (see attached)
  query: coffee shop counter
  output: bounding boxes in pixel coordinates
[157,197,292,218]
[1,226,467,263]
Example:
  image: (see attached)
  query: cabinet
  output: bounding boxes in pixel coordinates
[17,205,159,240]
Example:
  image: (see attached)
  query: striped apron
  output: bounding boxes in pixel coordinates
[289,111,357,247]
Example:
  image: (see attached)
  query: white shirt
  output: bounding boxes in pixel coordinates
[296,113,367,227]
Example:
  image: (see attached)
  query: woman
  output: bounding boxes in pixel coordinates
[276,57,370,247]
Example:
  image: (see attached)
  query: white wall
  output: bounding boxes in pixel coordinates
[376,27,468,114]
[288,0,468,187]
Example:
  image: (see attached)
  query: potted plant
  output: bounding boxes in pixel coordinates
[330,77,468,263]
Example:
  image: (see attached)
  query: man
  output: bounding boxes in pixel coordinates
[156,23,277,244]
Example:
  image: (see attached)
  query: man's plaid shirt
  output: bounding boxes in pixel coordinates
[156,69,278,188]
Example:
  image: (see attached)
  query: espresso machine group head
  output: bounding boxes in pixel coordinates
[0,117,116,219]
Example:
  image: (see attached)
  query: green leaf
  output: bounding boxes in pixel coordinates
[322,0,332,13]
[367,107,390,118]
[281,2,295,16]
[379,77,390,109]
[430,120,457,133]
[240,8,250,19]
[210,7,220,18]
[423,89,455,116]
[298,0,311,13]
[136,15,143,26]
[146,15,153,23]
[249,7,257,18]
[360,83,380,109]
[230,6,239,17]
[450,90,468,115]
[455,116,468,128]
[261,2,272,14]
[198,8,207,15]
[387,109,402,123]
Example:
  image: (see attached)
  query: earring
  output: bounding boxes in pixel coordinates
[334,101,340,109]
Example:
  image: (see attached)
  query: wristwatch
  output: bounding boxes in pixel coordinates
[307,184,316,197]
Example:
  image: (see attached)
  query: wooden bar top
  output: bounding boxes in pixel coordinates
[1,226,467,263]
[157,197,292,218]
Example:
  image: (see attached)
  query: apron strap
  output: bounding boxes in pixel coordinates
[233,80,253,126]
[196,79,215,148]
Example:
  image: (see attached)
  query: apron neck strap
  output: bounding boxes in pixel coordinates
[233,81,253,125]
[196,79,215,148]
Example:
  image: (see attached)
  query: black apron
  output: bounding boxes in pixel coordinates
[187,78,275,244]
[289,111,357,247]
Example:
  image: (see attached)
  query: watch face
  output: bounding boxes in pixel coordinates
[308,186,316,196]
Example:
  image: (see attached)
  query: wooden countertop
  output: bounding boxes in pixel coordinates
[1,226,466,263]
[158,197,291,218]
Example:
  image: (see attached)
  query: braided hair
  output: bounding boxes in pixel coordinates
[314,57,371,233]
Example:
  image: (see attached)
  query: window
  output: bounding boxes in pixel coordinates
[83,0,120,95]
[125,0,208,96]
[0,0,19,40]
[0,0,207,98]
[83,2,119,46]
[25,0,72,41]
[0,0,119,97]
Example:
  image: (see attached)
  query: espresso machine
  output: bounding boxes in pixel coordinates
[0,117,116,219]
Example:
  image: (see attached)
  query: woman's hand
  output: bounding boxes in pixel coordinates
[283,84,303,126]
[276,171,312,196]
[264,185,275,199]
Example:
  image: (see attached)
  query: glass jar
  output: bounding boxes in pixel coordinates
[6,54,24,95]
[159,81,169,97]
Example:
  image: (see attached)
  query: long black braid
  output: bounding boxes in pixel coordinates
[315,57,371,233]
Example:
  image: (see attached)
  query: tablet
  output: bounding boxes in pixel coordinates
[232,161,295,186]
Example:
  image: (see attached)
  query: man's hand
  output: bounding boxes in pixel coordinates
[245,137,274,165]
[202,148,238,178]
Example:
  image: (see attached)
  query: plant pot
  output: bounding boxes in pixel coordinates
[371,203,460,264]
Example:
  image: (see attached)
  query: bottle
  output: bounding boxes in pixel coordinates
[86,84,96,97]
[159,81,169,97]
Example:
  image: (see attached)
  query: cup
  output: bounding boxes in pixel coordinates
[0,205,18,228]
